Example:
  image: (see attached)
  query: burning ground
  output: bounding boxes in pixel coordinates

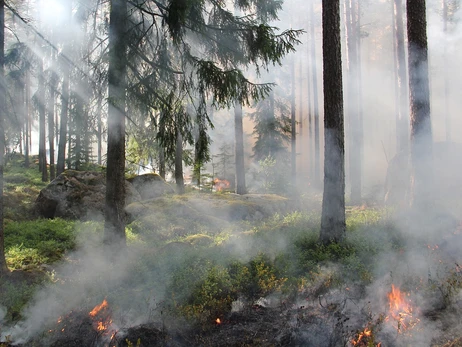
[1,195,462,346]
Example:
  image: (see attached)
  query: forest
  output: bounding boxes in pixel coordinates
[0,0,461,346]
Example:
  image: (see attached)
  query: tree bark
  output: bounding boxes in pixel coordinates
[159,145,165,179]
[24,70,30,168]
[104,0,127,247]
[291,57,296,186]
[73,90,83,170]
[0,0,8,274]
[234,102,246,194]
[406,0,433,209]
[306,29,313,180]
[96,91,103,166]
[319,0,346,244]
[48,70,57,180]
[356,0,364,201]
[310,0,321,189]
[38,57,48,182]
[394,0,409,153]
[194,139,201,189]
[298,59,303,135]
[175,119,185,194]
[442,0,450,141]
[56,0,71,175]
[57,73,69,175]
[345,0,362,205]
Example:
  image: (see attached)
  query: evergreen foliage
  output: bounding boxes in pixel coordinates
[249,89,291,161]
[123,0,302,177]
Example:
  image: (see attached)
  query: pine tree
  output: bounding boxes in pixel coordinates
[407,0,433,209]
[0,0,8,274]
[319,0,346,244]
[104,0,128,247]
[249,89,291,162]
[102,0,301,245]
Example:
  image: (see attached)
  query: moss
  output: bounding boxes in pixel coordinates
[183,234,214,247]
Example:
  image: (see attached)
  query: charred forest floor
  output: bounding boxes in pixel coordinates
[1,159,462,346]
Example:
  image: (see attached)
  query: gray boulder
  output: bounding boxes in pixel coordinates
[36,171,173,220]
[127,173,174,200]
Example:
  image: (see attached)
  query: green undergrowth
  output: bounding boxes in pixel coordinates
[114,208,407,326]
[4,219,76,268]
[1,179,444,333]
[4,155,48,221]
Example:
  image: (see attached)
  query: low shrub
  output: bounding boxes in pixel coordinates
[6,246,47,270]
[4,219,76,268]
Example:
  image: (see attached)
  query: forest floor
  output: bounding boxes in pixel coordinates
[1,158,462,346]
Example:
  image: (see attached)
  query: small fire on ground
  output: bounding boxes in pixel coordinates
[88,299,117,338]
[45,299,118,346]
[351,284,420,346]
[213,178,230,192]
[386,284,420,333]
[351,326,380,347]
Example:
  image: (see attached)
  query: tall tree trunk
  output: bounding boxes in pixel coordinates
[159,145,165,179]
[356,0,364,198]
[38,57,48,182]
[0,0,8,274]
[57,0,71,175]
[17,78,25,156]
[175,120,185,194]
[18,80,24,156]
[67,124,72,170]
[48,71,57,180]
[407,0,433,209]
[392,0,399,140]
[24,69,30,168]
[306,31,313,180]
[193,116,205,189]
[291,57,296,186]
[442,0,450,141]
[74,91,83,170]
[310,0,321,188]
[319,0,346,244]
[96,91,103,166]
[345,0,362,205]
[298,59,303,135]
[234,102,246,194]
[194,140,201,189]
[104,0,127,247]
[83,108,91,164]
[57,73,69,175]
[394,0,409,153]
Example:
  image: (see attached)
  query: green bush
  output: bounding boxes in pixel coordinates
[171,254,288,325]
[0,280,39,321]
[4,219,76,267]
[6,246,47,270]
[169,258,235,324]
[229,253,287,302]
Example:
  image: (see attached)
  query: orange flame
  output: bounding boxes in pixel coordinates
[88,299,117,338]
[386,284,419,333]
[215,318,221,324]
[351,327,382,346]
[352,327,371,346]
[96,319,113,332]
[388,285,410,313]
[213,178,230,192]
[89,299,108,317]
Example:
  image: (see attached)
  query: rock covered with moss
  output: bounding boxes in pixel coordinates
[127,173,175,200]
[35,171,173,220]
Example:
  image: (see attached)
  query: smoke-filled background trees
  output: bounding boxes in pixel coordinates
[0,0,461,205]
[0,0,462,346]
